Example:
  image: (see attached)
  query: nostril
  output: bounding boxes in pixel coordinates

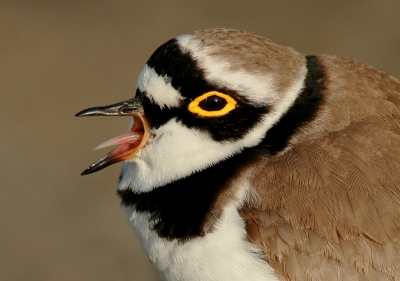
[120,106,136,114]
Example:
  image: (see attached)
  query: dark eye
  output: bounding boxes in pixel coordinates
[198,95,227,111]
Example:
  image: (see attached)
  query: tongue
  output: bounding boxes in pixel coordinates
[94,132,143,150]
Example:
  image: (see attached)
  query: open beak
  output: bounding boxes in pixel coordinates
[75,98,150,175]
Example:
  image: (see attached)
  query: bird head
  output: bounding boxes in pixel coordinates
[76,29,307,193]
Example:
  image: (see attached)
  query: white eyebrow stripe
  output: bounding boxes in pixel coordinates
[177,35,277,106]
[137,64,184,109]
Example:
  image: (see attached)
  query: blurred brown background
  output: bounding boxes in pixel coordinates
[1,1,399,280]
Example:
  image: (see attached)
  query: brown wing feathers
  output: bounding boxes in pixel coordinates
[240,56,400,280]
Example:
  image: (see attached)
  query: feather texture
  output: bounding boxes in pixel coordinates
[240,55,400,280]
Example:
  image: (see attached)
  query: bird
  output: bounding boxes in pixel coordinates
[76,28,400,281]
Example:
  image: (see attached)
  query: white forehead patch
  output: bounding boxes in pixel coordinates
[177,35,277,106]
[137,64,184,109]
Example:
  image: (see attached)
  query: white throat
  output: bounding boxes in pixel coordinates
[123,192,279,281]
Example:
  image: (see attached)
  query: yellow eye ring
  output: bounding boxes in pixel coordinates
[188,91,237,117]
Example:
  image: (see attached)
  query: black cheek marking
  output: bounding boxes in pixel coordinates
[260,55,326,155]
[178,102,268,142]
[139,92,173,129]
[135,89,181,130]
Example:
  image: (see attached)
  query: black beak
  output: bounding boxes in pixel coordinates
[76,97,148,175]
[75,98,144,117]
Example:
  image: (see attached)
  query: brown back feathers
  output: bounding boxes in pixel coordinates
[240,55,400,281]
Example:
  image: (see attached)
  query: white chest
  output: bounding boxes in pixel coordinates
[123,203,279,281]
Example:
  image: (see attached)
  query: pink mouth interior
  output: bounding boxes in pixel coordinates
[95,132,144,158]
